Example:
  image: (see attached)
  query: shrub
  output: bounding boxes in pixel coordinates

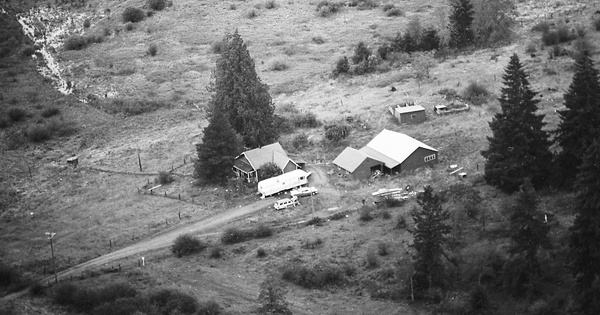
[351,41,371,64]
[386,8,403,17]
[395,215,407,229]
[328,211,349,221]
[301,237,323,249]
[211,40,226,54]
[349,0,378,10]
[381,210,391,219]
[366,251,379,269]
[63,35,87,50]
[147,43,157,56]
[462,81,490,105]
[382,3,395,11]
[316,0,342,17]
[155,171,174,185]
[333,56,349,76]
[268,59,288,71]
[324,122,349,142]
[572,37,595,55]
[19,44,35,57]
[246,9,258,19]
[541,30,559,46]
[0,264,17,287]
[291,133,308,149]
[312,36,325,44]
[253,223,273,238]
[209,246,223,258]
[149,289,199,314]
[469,285,490,313]
[377,242,389,256]
[257,247,267,258]
[292,112,320,128]
[281,262,344,288]
[45,119,78,138]
[148,0,167,11]
[359,206,373,221]
[54,282,78,305]
[265,0,277,9]
[0,117,9,129]
[229,3,237,10]
[197,300,222,315]
[7,108,26,122]
[27,124,51,142]
[171,234,206,257]
[29,282,44,296]
[274,115,294,134]
[594,18,600,31]
[122,7,145,23]
[41,107,60,118]
[83,18,90,28]
[124,22,135,31]
[531,20,550,33]
[221,227,252,244]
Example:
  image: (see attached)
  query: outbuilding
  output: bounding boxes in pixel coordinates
[389,104,426,124]
[332,147,383,179]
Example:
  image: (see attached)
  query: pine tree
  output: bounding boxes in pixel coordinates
[210,30,278,148]
[194,108,243,184]
[411,186,452,290]
[449,0,475,48]
[555,52,600,187]
[507,180,549,276]
[481,54,552,193]
[570,139,600,314]
[419,28,441,51]
[351,41,371,64]
[258,277,293,315]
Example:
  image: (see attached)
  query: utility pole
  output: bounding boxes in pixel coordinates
[311,191,315,219]
[45,232,58,284]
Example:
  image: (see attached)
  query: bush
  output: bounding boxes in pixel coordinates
[349,0,378,10]
[148,0,167,11]
[209,246,223,258]
[462,81,490,105]
[155,171,174,185]
[29,282,44,296]
[83,18,90,28]
[257,247,267,258]
[54,282,78,305]
[381,210,391,219]
[258,162,282,181]
[19,44,35,57]
[0,117,9,129]
[27,124,52,142]
[45,118,78,138]
[41,107,60,118]
[351,41,371,64]
[171,234,206,257]
[147,43,157,56]
[122,7,145,23]
[292,112,320,128]
[386,7,403,17]
[531,21,550,33]
[291,133,308,149]
[253,223,273,238]
[268,59,288,71]
[221,227,252,244]
[333,56,349,77]
[246,9,258,19]
[324,122,349,142]
[197,300,222,315]
[64,35,87,50]
[0,264,17,287]
[281,262,344,289]
[377,242,389,256]
[124,22,135,31]
[366,251,379,268]
[359,206,373,221]
[149,289,199,314]
[469,285,490,313]
[265,0,277,9]
[211,40,226,54]
[328,211,349,221]
[395,215,407,229]
[594,18,600,31]
[382,3,395,11]
[7,108,26,122]
[316,0,342,17]
[301,237,323,249]
[312,36,325,44]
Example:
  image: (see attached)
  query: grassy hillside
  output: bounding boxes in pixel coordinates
[1,0,600,314]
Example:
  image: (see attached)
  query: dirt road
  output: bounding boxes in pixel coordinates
[2,198,273,300]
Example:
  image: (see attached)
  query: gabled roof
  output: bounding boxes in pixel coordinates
[333,147,374,173]
[394,105,425,114]
[362,129,437,168]
[236,142,296,172]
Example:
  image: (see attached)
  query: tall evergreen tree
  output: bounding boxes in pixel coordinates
[195,108,243,184]
[411,186,452,290]
[569,139,600,314]
[481,54,552,193]
[210,30,278,148]
[555,52,600,187]
[449,0,475,48]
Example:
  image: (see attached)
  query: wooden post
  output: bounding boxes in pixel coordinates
[164,192,167,197]
[165,218,168,225]
[178,194,181,200]
[109,240,112,248]
[410,276,414,301]
[132,234,134,240]
[138,154,142,172]
[28,165,32,178]
[178,210,181,219]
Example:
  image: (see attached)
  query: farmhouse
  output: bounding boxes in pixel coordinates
[233,142,301,182]
[333,129,438,179]
[388,104,426,124]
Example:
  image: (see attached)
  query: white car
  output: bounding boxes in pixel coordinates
[290,186,318,198]
[274,196,299,210]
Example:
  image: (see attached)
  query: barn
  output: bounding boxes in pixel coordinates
[332,147,383,179]
[389,104,426,124]
[333,129,438,179]
[233,142,301,182]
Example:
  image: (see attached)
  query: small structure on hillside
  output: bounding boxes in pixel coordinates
[389,101,426,124]
[233,142,302,182]
[333,129,438,180]
[434,101,470,115]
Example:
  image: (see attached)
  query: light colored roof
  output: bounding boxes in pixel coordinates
[362,129,437,168]
[241,143,287,170]
[394,105,425,114]
[333,147,372,172]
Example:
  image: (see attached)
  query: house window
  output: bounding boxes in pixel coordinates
[424,154,436,162]
[411,114,416,120]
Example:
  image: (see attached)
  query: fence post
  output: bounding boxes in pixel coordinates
[138,154,142,172]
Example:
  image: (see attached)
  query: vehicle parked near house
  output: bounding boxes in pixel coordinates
[290,186,318,198]
[274,196,299,210]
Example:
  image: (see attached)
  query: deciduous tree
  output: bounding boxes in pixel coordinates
[481,54,552,193]
[210,30,278,148]
[411,186,451,291]
[555,51,600,187]
[472,0,515,44]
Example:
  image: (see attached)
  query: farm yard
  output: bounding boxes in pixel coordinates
[1,0,599,314]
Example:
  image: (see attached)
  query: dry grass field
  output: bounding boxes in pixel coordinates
[1,0,599,313]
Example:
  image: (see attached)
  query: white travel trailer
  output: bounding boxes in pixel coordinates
[258,169,311,198]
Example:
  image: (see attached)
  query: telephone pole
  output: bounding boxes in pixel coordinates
[45,232,57,284]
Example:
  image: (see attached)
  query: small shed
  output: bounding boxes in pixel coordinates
[389,104,426,124]
[333,147,383,179]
